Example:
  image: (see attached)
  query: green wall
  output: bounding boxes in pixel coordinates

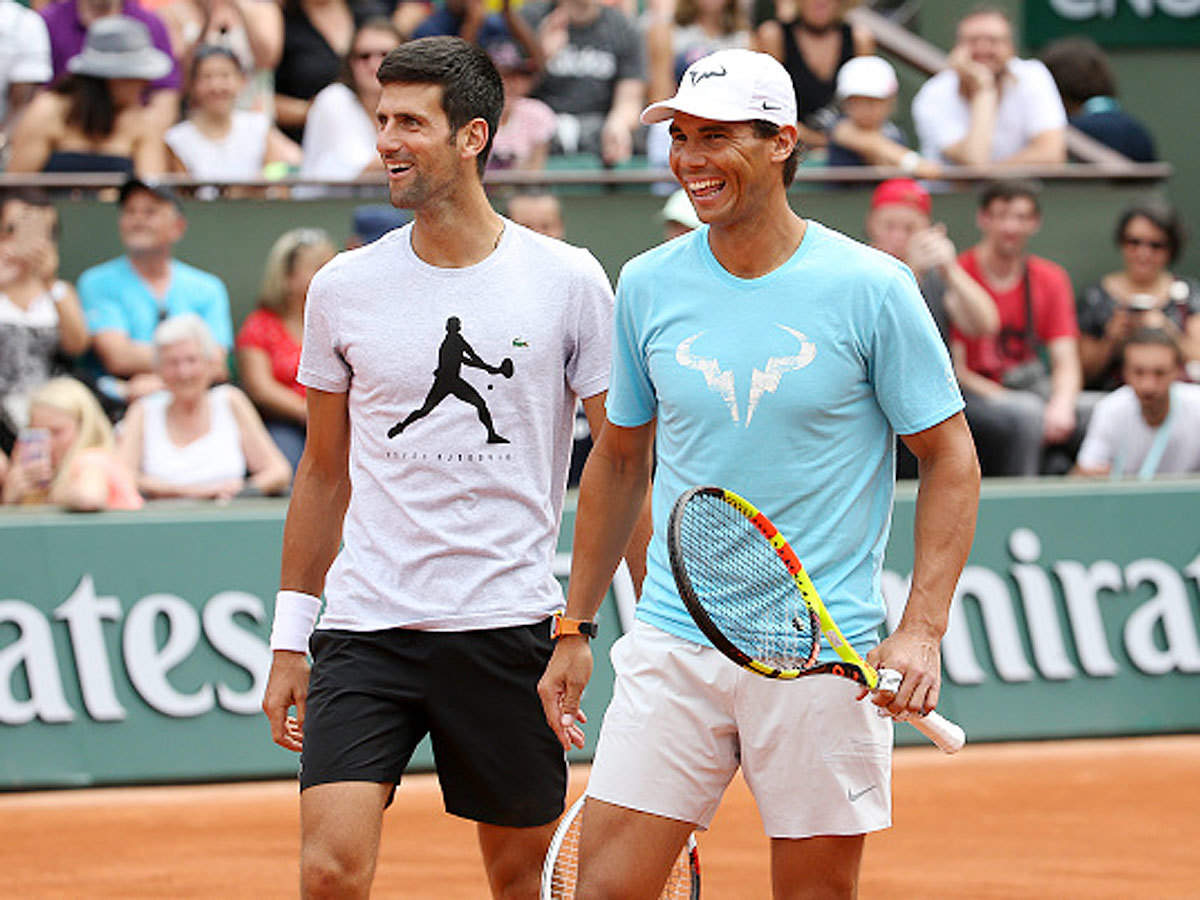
[3,479,1199,788]
[56,178,1166,338]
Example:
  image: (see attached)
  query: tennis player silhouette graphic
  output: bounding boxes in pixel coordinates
[387,316,514,442]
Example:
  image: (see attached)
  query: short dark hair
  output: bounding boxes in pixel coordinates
[978,179,1042,215]
[1123,327,1183,368]
[189,44,243,84]
[1114,197,1186,265]
[376,36,504,178]
[1039,37,1116,109]
[957,3,1014,34]
[0,188,60,240]
[750,119,803,186]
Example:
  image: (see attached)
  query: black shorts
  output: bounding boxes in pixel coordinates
[300,620,567,828]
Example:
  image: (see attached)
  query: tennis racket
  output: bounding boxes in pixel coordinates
[540,797,701,900]
[667,486,965,754]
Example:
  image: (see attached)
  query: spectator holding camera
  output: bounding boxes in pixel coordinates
[0,190,89,454]
[1077,198,1200,391]
[1075,328,1200,478]
[2,375,142,509]
[117,313,291,500]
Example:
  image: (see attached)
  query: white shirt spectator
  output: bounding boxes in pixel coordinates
[913,57,1066,164]
[0,0,52,125]
[299,82,376,181]
[165,110,271,180]
[1077,383,1200,477]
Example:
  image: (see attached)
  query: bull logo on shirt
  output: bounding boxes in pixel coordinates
[676,324,816,426]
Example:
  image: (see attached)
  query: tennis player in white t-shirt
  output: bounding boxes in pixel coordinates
[261,36,646,899]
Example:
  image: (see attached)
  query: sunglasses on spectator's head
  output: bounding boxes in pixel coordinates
[1121,235,1169,251]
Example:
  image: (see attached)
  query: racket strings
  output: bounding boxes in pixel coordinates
[678,494,818,671]
[546,808,697,899]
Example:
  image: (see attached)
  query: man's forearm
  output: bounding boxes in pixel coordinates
[905,427,980,639]
[280,461,350,595]
[565,441,652,620]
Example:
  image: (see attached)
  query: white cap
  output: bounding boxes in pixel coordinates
[641,49,797,128]
[660,189,702,230]
[835,56,899,100]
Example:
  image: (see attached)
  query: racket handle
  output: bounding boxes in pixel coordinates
[905,710,966,754]
[875,668,966,754]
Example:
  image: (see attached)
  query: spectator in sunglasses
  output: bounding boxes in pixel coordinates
[1077,198,1200,390]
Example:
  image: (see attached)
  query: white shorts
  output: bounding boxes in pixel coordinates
[586,621,893,838]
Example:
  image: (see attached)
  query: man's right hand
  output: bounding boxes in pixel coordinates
[262,649,310,752]
[537,636,592,751]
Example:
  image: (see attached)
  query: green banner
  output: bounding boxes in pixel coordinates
[1025,0,1200,48]
[2,481,1199,788]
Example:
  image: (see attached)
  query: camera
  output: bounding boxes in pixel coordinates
[1125,294,1157,312]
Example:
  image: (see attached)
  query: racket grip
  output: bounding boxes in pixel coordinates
[875,668,966,754]
[907,710,966,754]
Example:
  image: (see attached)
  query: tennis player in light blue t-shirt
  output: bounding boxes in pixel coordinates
[538,48,981,897]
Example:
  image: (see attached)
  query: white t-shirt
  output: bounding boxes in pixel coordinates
[912,57,1067,163]
[298,220,614,632]
[0,0,52,124]
[139,384,248,485]
[299,83,377,180]
[165,111,271,180]
[1077,383,1200,476]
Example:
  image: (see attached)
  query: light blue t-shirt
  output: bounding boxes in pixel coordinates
[78,256,234,351]
[608,221,963,654]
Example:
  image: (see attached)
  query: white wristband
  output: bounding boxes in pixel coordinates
[898,150,921,174]
[269,590,322,652]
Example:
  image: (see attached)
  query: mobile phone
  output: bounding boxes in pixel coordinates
[17,427,52,488]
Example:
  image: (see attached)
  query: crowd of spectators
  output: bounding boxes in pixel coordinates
[0,0,1164,177]
[0,0,1194,510]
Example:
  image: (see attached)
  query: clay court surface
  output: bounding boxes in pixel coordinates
[3,735,1197,898]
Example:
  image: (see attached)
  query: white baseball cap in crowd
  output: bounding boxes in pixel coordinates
[660,188,703,230]
[835,56,899,100]
[641,49,797,129]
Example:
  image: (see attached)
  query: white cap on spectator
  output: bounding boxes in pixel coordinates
[660,188,702,230]
[835,56,899,100]
[641,49,797,129]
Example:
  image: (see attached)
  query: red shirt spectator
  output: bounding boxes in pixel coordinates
[952,248,1077,383]
[235,307,304,398]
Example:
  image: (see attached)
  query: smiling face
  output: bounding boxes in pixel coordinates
[376,82,473,211]
[1119,214,1172,284]
[119,189,184,257]
[1123,341,1180,422]
[668,113,792,230]
[866,204,928,262]
[956,11,1014,78]
[350,26,401,98]
[977,195,1040,260]
[191,53,243,118]
[158,337,213,400]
